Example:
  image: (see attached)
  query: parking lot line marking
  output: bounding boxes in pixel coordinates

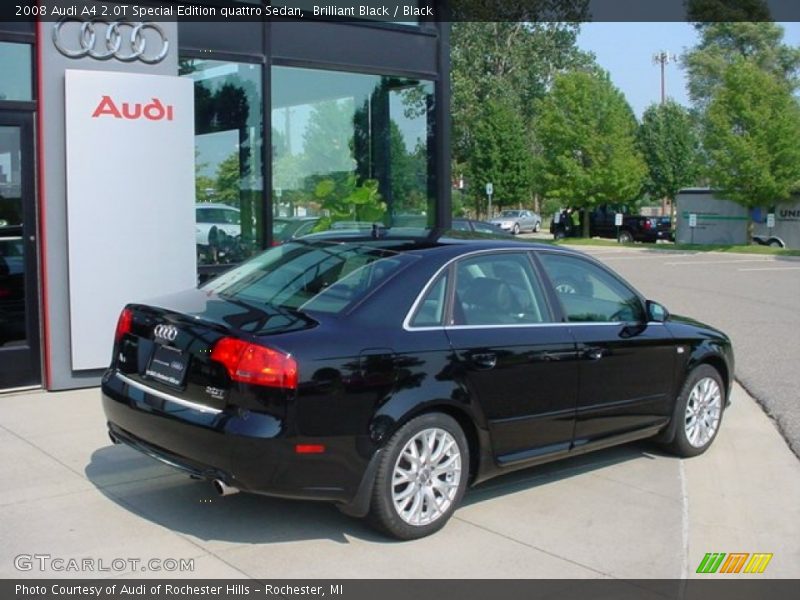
[679,460,689,580]
[737,266,800,272]
[664,259,775,266]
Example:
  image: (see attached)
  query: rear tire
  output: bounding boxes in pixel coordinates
[367,413,469,540]
[533,221,540,233]
[663,365,725,458]
[618,230,634,243]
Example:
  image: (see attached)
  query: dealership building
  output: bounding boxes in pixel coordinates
[0,1,450,391]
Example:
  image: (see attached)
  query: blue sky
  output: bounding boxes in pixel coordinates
[576,22,800,118]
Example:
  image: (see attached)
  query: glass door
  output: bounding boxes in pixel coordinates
[0,112,40,389]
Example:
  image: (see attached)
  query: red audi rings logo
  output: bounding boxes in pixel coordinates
[92,96,174,121]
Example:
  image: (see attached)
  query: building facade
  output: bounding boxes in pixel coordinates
[0,1,450,391]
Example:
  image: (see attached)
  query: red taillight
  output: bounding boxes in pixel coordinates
[210,337,298,390]
[115,308,133,343]
[295,444,325,454]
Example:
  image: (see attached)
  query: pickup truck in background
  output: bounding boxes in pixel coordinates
[550,205,673,243]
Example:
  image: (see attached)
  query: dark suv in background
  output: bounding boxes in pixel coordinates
[552,205,673,243]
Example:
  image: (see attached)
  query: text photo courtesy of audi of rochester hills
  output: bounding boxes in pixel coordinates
[1,1,800,599]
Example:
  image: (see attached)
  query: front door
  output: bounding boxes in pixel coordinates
[0,112,41,389]
[536,251,676,447]
[445,251,579,464]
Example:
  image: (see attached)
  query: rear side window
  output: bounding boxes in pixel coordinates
[410,272,449,327]
[453,252,550,326]
[538,253,644,323]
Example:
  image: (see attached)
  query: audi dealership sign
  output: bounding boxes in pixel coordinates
[64,70,196,370]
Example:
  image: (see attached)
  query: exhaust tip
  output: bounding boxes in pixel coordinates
[212,479,240,496]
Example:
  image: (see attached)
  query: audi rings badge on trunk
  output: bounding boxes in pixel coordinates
[102,233,734,539]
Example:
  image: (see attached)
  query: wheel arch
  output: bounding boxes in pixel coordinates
[655,349,731,444]
[373,398,485,486]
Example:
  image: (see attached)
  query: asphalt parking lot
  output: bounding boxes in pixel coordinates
[558,243,800,458]
[2,379,799,579]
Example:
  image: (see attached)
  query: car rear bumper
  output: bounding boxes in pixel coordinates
[101,369,370,505]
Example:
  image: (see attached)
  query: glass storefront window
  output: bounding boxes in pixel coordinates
[0,42,33,102]
[179,59,263,270]
[271,66,434,240]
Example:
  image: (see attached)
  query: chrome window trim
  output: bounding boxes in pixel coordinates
[402,247,664,332]
[403,248,532,331]
[116,372,223,415]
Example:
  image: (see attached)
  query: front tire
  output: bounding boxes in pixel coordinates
[513,223,520,235]
[367,413,469,540]
[663,365,725,458]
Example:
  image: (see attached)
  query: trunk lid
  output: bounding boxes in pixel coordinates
[113,288,317,412]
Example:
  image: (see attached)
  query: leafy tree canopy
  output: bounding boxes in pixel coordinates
[533,70,646,234]
[638,100,702,202]
[465,98,532,217]
[683,18,800,111]
[704,58,800,210]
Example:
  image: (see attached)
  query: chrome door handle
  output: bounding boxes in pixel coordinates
[583,347,605,361]
[470,352,497,370]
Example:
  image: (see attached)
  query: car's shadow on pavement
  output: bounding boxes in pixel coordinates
[85,441,665,545]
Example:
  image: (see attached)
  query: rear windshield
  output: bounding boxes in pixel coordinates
[202,241,415,315]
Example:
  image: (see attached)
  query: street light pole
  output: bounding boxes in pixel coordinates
[652,50,678,217]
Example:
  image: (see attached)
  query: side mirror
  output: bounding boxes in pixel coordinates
[646,300,669,323]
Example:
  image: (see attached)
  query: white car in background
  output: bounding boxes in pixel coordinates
[489,209,542,235]
[195,203,241,245]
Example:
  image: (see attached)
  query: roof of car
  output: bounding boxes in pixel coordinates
[294,228,582,257]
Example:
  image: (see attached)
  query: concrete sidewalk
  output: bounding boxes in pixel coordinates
[1,383,798,579]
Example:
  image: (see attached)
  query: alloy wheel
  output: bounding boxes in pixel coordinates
[391,427,462,526]
[684,377,722,448]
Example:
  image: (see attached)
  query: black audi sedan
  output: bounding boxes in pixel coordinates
[102,232,733,539]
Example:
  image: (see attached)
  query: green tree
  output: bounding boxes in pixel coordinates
[683,18,800,112]
[534,70,646,236]
[451,21,595,169]
[302,99,355,176]
[215,153,241,206]
[703,58,800,238]
[466,98,532,218]
[638,100,701,210]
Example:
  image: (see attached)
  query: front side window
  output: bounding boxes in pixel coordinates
[538,253,644,323]
[180,59,264,270]
[271,66,434,236]
[453,253,550,326]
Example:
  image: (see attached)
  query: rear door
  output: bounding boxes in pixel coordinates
[536,251,676,447]
[443,251,579,465]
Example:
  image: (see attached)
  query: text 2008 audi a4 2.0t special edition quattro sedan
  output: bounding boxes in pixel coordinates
[102,231,733,539]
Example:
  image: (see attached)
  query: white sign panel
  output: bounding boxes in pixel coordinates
[485,182,493,196]
[65,70,196,370]
[614,213,623,227]
[767,213,776,228]
[689,213,698,228]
